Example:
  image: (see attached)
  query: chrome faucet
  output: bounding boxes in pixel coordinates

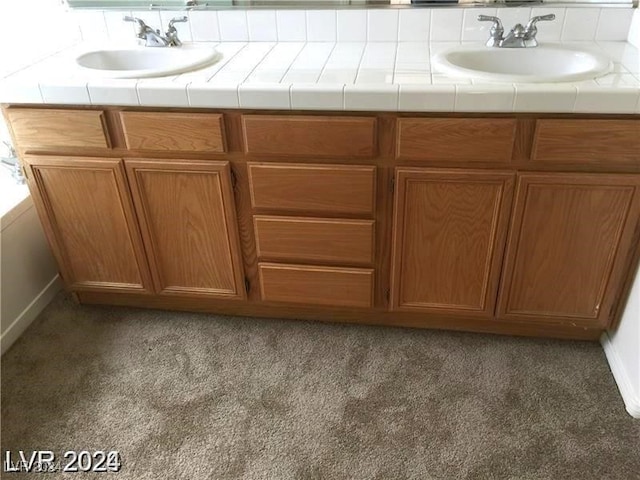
[478,14,555,48]
[123,15,188,47]
[0,141,25,185]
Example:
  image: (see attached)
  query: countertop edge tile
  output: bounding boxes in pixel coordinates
[513,84,578,113]
[290,83,345,110]
[188,82,240,108]
[574,86,640,114]
[398,84,455,112]
[344,84,399,111]
[454,84,516,113]
[238,83,292,109]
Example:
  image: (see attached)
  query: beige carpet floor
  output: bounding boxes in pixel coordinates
[1,292,639,479]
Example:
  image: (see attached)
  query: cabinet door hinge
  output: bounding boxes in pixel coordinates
[244,277,250,294]
[21,164,29,181]
[389,177,395,194]
[385,289,390,303]
[230,168,238,189]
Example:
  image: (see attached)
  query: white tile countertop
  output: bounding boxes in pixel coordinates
[1,40,639,114]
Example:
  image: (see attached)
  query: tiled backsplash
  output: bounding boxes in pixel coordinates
[1,1,79,77]
[73,7,636,44]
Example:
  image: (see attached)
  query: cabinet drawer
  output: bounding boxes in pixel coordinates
[6,108,110,151]
[248,163,376,216]
[532,119,640,164]
[258,263,374,308]
[254,216,375,265]
[242,115,377,158]
[396,118,516,163]
[119,112,226,152]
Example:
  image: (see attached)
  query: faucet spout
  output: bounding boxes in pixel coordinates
[478,13,556,48]
[122,15,187,47]
[501,24,527,48]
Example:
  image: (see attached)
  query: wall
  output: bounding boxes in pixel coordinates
[70,6,635,44]
[0,0,68,355]
[1,188,61,355]
[0,0,80,78]
[598,8,640,420]
[629,8,640,48]
[602,266,640,418]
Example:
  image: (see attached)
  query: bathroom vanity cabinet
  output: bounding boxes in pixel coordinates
[3,105,640,340]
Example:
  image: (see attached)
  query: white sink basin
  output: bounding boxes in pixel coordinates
[75,44,220,78]
[433,44,612,83]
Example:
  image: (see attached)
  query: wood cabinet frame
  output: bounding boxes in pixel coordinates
[125,159,247,300]
[390,168,515,317]
[497,173,640,328]
[21,155,154,293]
[4,104,639,340]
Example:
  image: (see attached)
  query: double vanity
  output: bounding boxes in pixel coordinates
[75,12,614,84]
[2,7,639,341]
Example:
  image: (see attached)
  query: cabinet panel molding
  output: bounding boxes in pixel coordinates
[498,172,640,325]
[532,119,640,165]
[120,112,226,152]
[396,118,517,163]
[126,159,246,299]
[242,115,377,158]
[7,108,110,151]
[390,168,515,316]
[258,263,374,308]
[254,215,375,265]
[23,156,152,293]
[248,163,376,216]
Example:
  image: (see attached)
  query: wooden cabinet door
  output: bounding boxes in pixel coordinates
[498,173,640,326]
[126,160,246,299]
[390,168,515,316]
[23,156,153,293]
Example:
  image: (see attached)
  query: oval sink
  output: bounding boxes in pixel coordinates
[433,44,612,83]
[75,44,220,78]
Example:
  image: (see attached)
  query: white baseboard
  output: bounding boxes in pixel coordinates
[1,275,62,356]
[601,332,640,419]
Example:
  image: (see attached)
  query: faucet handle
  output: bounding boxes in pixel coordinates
[168,16,189,30]
[123,15,146,27]
[478,15,504,47]
[123,15,150,36]
[478,15,504,31]
[165,16,188,46]
[525,14,556,32]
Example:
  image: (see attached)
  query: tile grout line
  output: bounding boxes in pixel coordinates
[509,84,516,113]
[315,43,339,84]
[173,41,222,83]
[205,42,249,82]
[353,42,371,84]
[286,42,336,84]
[208,42,260,84]
[134,81,142,106]
[593,7,604,42]
[275,43,307,84]
[236,43,279,107]
[85,83,93,106]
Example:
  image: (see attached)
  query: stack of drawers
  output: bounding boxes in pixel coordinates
[243,115,378,308]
